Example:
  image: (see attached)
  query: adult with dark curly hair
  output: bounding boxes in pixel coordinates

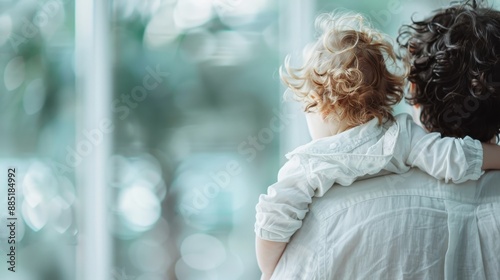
[398,0,500,142]
[269,2,500,279]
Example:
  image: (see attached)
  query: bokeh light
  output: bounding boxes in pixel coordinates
[22,199,48,232]
[180,233,227,270]
[0,14,13,46]
[215,0,268,27]
[23,79,46,115]
[173,0,214,30]
[49,195,72,234]
[4,56,25,91]
[118,184,161,231]
[144,5,180,48]
[22,161,57,207]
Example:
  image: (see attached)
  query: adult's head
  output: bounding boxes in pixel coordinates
[398,1,500,142]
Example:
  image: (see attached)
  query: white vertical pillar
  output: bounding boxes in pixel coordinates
[279,0,315,160]
[75,1,112,280]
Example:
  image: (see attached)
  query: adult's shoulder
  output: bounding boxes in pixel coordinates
[308,168,499,218]
[476,170,500,201]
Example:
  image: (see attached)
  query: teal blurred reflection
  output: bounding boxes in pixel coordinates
[111,0,279,279]
[0,0,76,279]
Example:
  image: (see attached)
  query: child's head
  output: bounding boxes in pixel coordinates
[281,11,405,131]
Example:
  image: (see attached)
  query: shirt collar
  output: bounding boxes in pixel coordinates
[286,117,386,159]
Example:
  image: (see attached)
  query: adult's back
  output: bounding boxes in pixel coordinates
[272,169,500,280]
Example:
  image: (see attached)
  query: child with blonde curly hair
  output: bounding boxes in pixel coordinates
[255,11,500,280]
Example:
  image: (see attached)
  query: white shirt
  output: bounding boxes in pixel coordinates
[255,114,483,242]
[271,169,500,280]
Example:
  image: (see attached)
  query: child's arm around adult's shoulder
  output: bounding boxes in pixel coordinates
[480,142,500,170]
[404,116,485,183]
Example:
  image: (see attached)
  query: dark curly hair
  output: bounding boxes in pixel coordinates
[398,1,500,142]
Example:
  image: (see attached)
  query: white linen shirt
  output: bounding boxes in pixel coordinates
[271,169,500,280]
[255,113,484,242]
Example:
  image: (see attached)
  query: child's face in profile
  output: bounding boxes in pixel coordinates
[305,111,344,140]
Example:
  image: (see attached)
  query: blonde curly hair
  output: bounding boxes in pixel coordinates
[280,11,405,129]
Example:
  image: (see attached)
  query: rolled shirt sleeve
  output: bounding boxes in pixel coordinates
[401,115,484,183]
[255,155,314,242]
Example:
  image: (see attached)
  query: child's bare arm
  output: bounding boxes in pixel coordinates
[256,237,287,280]
[481,143,500,170]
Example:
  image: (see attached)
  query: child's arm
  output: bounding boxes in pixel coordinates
[404,115,490,183]
[481,143,500,170]
[255,155,316,278]
[255,143,372,277]
[256,237,287,280]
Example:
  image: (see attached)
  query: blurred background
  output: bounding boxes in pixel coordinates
[0,0,496,279]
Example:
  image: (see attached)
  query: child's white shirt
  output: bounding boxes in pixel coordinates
[255,113,484,242]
